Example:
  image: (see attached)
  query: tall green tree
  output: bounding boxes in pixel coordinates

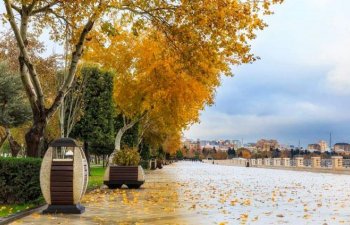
[0,62,31,156]
[71,66,115,164]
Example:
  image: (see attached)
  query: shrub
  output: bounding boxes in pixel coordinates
[112,147,140,166]
[140,160,150,169]
[0,157,42,204]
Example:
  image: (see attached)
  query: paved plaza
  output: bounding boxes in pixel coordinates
[11,162,350,224]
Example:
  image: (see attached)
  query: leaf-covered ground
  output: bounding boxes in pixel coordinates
[0,203,36,217]
[11,162,350,224]
[0,166,104,219]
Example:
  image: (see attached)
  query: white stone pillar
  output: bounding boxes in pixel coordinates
[263,158,271,166]
[273,158,281,166]
[250,159,256,167]
[282,158,290,167]
[311,157,321,168]
[257,158,262,166]
[295,157,304,167]
[331,156,343,170]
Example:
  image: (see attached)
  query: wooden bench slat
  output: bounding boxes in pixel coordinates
[51,166,73,171]
[52,161,73,166]
[50,182,73,187]
[51,192,73,197]
[50,176,73,182]
[51,171,73,177]
[51,187,73,192]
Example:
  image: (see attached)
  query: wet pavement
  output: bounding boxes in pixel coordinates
[11,161,350,224]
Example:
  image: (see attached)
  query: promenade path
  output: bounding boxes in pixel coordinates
[11,162,350,224]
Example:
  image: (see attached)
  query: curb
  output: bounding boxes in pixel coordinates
[0,204,47,225]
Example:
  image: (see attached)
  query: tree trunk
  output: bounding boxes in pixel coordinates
[25,119,46,157]
[114,128,125,152]
[0,132,8,150]
[109,128,127,164]
[5,128,21,157]
[60,98,65,138]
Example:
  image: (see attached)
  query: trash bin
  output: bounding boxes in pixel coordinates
[40,138,88,214]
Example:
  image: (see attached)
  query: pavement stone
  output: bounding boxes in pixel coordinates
[11,161,350,225]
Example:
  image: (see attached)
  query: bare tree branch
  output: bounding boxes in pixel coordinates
[10,3,21,13]
[4,0,43,110]
[31,1,60,15]
[47,17,95,119]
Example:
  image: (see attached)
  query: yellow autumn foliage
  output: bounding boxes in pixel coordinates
[81,0,283,152]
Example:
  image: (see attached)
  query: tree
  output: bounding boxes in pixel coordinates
[227,147,236,158]
[0,32,60,154]
[139,140,151,161]
[176,150,184,160]
[272,148,281,158]
[212,151,228,160]
[58,71,87,138]
[113,114,139,149]
[0,127,6,149]
[70,66,115,166]
[2,0,283,157]
[162,132,182,156]
[0,62,31,156]
[237,147,252,159]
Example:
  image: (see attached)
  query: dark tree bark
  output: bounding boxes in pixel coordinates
[25,113,46,157]
[0,132,8,149]
[5,128,21,157]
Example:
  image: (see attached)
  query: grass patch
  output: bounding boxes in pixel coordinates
[0,165,105,218]
[88,165,106,191]
[0,203,34,217]
[0,201,41,218]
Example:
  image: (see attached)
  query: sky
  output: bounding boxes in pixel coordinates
[1,1,350,147]
[184,0,350,147]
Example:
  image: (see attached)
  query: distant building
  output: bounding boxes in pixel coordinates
[195,139,242,151]
[318,140,328,152]
[232,140,242,149]
[334,143,350,153]
[307,144,321,152]
[183,139,191,149]
[182,139,200,152]
[256,139,279,151]
[199,140,209,147]
[279,144,291,151]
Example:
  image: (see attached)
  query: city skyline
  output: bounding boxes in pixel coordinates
[182,136,345,150]
[184,0,350,145]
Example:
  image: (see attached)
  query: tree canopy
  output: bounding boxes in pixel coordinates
[0,62,32,156]
[1,0,283,156]
[0,62,31,129]
[71,66,115,157]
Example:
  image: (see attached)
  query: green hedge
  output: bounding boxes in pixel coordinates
[140,160,150,169]
[0,157,42,204]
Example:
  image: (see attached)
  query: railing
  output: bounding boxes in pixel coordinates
[215,156,349,170]
[321,159,332,168]
[290,159,296,167]
[343,159,350,168]
[304,159,311,167]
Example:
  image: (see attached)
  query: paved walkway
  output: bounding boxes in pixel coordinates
[11,162,350,224]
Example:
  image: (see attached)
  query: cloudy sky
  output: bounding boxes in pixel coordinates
[184,0,350,147]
